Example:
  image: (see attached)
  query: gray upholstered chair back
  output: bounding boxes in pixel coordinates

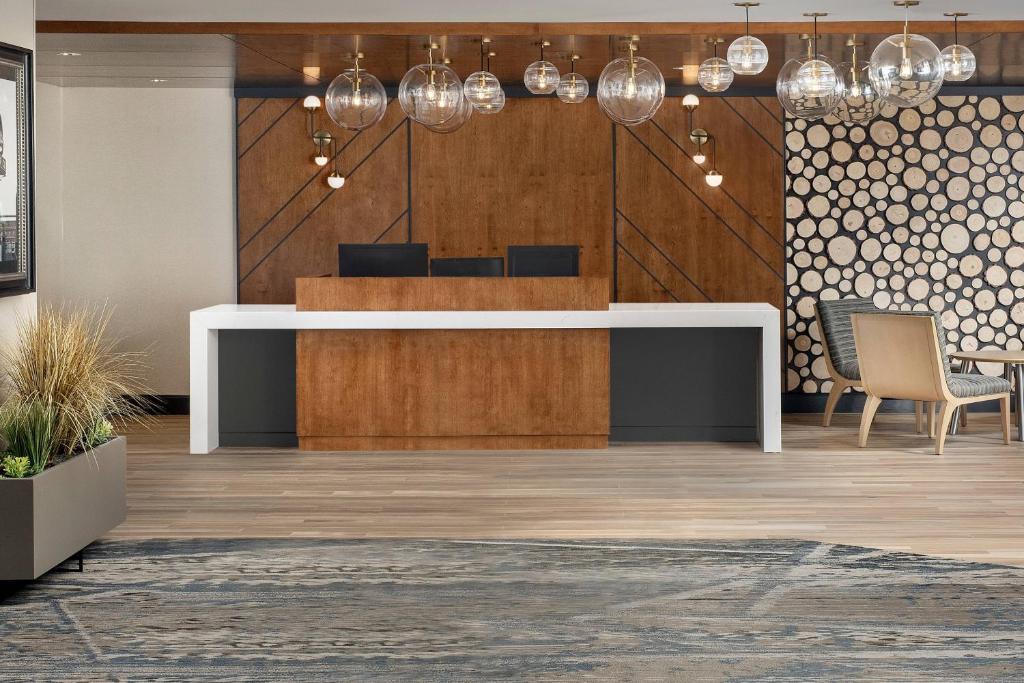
[816,298,878,379]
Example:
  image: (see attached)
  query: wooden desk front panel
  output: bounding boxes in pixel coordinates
[296,328,609,450]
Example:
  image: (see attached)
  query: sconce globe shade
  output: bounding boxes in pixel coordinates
[423,90,474,133]
[557,72,590,103]
[869,33,944,108]
[835,61,883,124]
[693,152,707,165]
[464,70,504,110]
[776,55,842,120]
[314,154,330,167]
[327,172,346,189]
[697,57,734,93]
[727,35,769,75]
[303,95,322,110]
[705,170,724,187]
[597,55,665,125]
[682,93,700,108]
[524,60,560,94]
[398,62,464,126]
[325,69,388,131]
[940,44,976,82]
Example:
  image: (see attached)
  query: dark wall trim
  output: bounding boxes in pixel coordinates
[135,395,190,416]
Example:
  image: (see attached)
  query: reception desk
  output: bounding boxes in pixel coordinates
[190,282,781,454]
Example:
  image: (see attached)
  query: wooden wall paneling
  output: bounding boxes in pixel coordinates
[411,98,614,298]
[237,100,409,303]
[296,329,609,446]
[614,98,784,307]
[295,277,610,311]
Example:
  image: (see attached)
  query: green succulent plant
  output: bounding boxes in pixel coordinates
[1,455,31,479]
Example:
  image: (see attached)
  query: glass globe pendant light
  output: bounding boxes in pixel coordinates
[399,42,464,126]
[464,38,505,114]
[796,13,838,98]
[940,12,977,82]
[325,51,388,131]
[777,35,842,120]
[835,39,883,124]
[425,85,474,133]
[597,36,665,126]
[557,47,590,104]
[727,2,769,76]
[698,37,734,93]
[524,40,560,94]
[869,0,944,108]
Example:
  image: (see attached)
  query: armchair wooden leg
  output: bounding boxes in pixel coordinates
[859,395,882,448]
[935,402,957,455]
[914,401,923,434]
[822,381,846,427]
[928,402,937,439]
[1001,395,1011,445]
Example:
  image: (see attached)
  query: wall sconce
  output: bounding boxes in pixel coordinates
[689,127,708,166]
[304,95,333,167]
[704,136,723,187]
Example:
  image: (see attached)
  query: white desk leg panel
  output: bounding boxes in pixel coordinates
[189,318,218,454]
[760,313,783,453]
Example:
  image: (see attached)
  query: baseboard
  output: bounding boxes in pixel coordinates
[220,432,299,447]
[611,426,759,441]
[133,395,189,416]
[784,393,1001,414]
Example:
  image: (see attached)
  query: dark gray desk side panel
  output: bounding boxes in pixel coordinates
[610,327,759,442]
[218,330,298,447]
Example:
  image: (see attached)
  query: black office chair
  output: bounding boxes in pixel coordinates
[430,257,505,277]
[507,245,580,277]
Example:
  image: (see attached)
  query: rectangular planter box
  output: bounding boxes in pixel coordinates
[0,436,126,580]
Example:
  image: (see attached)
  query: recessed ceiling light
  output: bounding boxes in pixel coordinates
[57,51,81,57]
[150,78,168,83]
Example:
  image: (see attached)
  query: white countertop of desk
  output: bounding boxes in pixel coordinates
[191,303,779,330]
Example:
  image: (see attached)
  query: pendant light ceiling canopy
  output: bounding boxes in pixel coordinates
[870,0,944,108]
[597,36,665,126]
[524,40,560,94]
[399,42,464,127]
[727,2,769,76]
[940,12,977,82]
[698,37,734,93]
[325,51,388,131]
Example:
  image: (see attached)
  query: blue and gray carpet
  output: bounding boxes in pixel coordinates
[1,539,1023,681]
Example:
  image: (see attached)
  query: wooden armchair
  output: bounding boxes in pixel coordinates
[851,312,1011,455]
[814,299,879,427]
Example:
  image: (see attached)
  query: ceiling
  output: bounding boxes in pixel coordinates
[36,30,1024,90]
[33,0,1024,23]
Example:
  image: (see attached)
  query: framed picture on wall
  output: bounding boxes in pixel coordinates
[0,42,33,297]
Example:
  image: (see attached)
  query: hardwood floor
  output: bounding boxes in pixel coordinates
[115,414,1024,566]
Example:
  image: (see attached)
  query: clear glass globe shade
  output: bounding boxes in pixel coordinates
[326,172,346,189]
[557,72,589,103]
[398,63,463,126]
[597,56,665,125]
[473,87,505,115]
[423,91,474,133]
[705,171,723,187]
[727,35,769,75]
[776,56,842,121]
[464,70,503,107]
[869,33,944,108]
[698,57,734,93]
[325,69,388,131]
[796,59,838,98]
[834,61,883,124]
[940,44,976,82]
[524,60,560,94]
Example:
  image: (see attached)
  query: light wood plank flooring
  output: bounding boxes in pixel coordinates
[114,414,1024,566]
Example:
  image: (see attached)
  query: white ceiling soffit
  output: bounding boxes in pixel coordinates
[35,0,1024,23]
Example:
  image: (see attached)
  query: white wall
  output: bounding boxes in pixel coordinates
[0,0,36,352]
[37,87,235,394]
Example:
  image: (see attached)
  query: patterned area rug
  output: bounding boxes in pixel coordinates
[2,539,1023,681]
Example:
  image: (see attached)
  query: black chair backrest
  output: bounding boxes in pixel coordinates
[430,257,505,277]
[507,245,580,277]
[338,243,429,277]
